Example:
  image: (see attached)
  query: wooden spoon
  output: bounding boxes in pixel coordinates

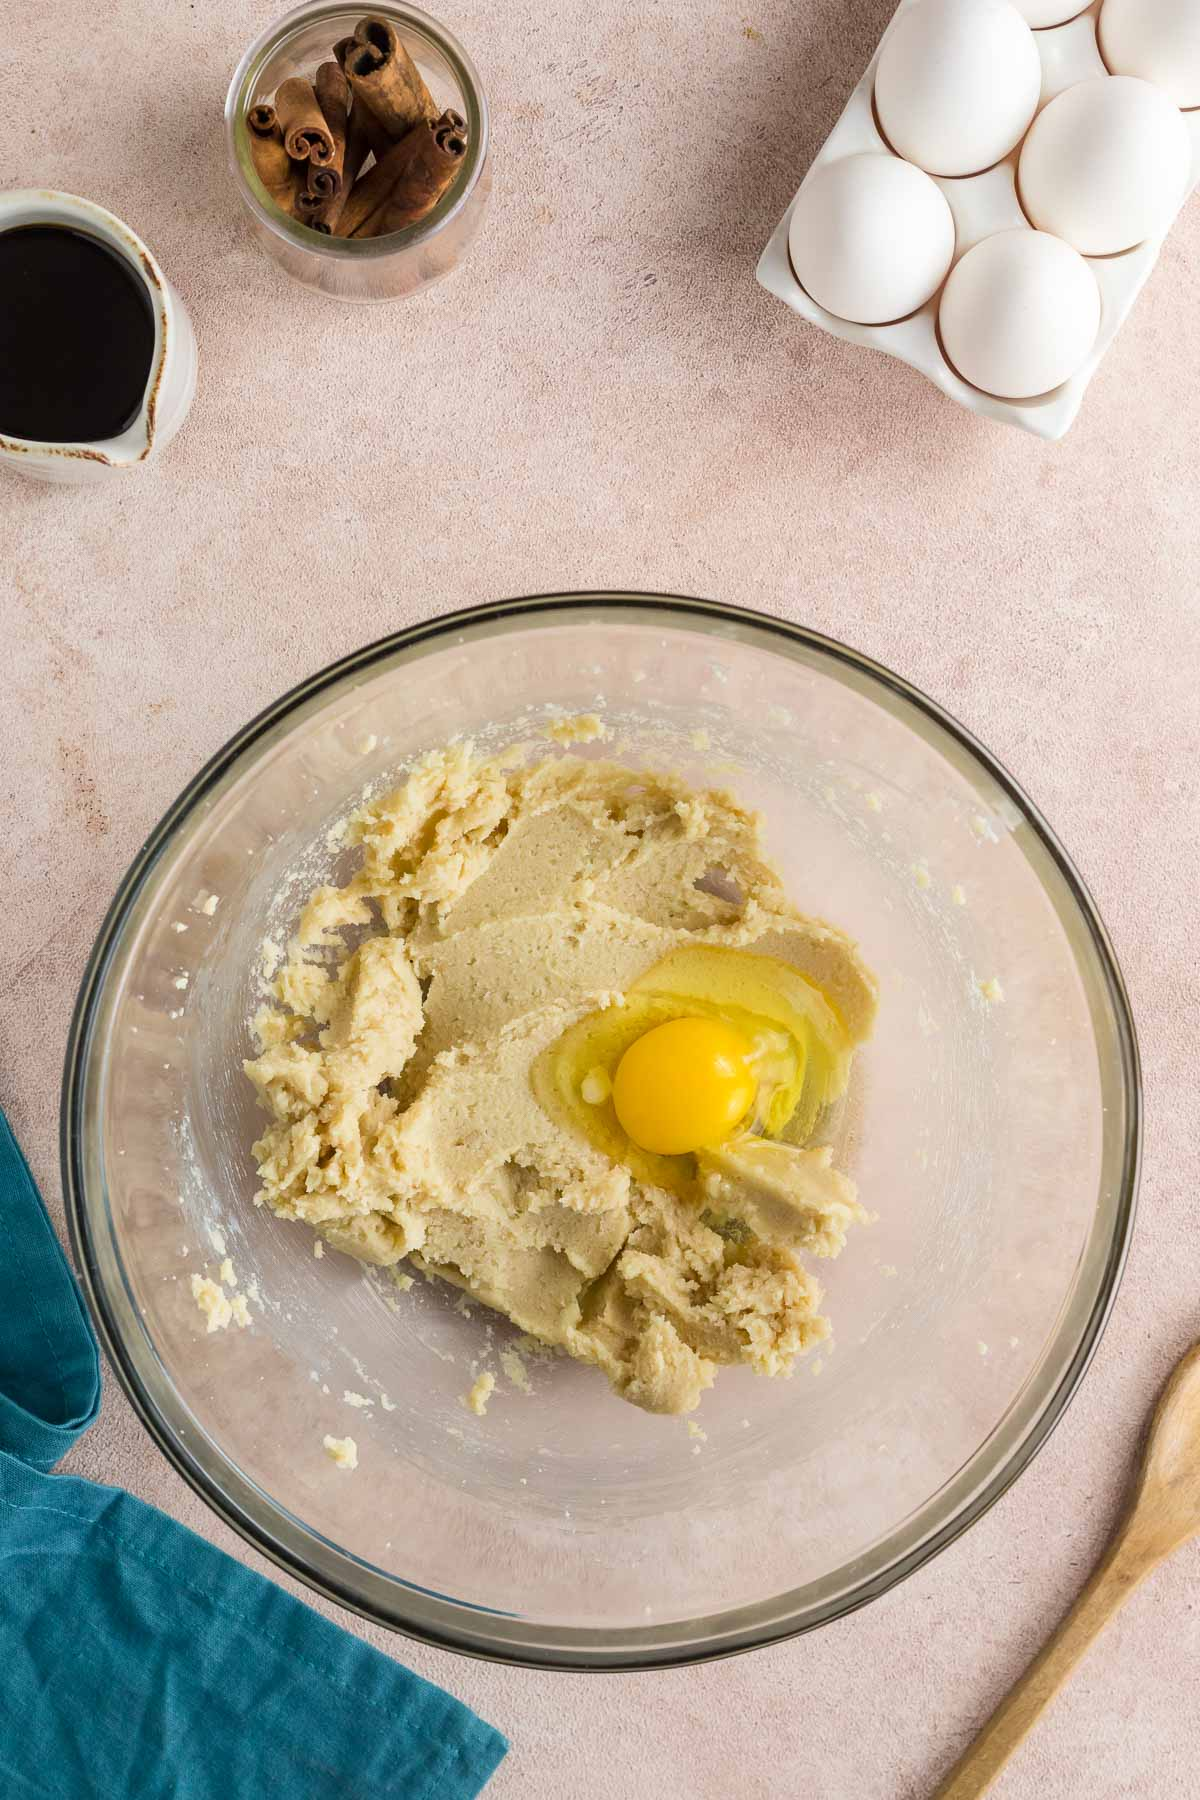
[932,1341,1200,1799]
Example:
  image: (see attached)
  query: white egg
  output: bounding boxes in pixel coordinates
[875,0,1042,177]
[938,229,1101,398]
[1011,0,1087,25]
[1100,0,1200,110]
[1019,76,1191,254]
[788,154,956,325]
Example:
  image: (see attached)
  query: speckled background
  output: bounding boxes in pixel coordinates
[3,0,1199,1792]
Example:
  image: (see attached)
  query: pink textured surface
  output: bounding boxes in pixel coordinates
[3,0,1199,1793]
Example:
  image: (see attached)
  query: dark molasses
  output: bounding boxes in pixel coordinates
[0,225,156,443]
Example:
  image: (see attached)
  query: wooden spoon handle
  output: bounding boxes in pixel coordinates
[931,1526,1158,1799]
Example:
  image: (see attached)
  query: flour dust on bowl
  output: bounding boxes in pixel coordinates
[63,595,1139,1669]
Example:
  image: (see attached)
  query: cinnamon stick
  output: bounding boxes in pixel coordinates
[434,109,467,148]
[297,168,338,233]
[304,63,372,231]
[314,62,350,185]
[275,76,336,164]
[335,110,466,239]
[343,16,437,139]
[331,134,411,239]
[376,112,466,234]
[247,115,301,216]
[248,101,278,135]
[303,166,340,202]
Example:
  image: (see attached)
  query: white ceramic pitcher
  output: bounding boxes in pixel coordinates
[0,190,197,484]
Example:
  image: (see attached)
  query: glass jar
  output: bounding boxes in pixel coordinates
[225,1,489,303]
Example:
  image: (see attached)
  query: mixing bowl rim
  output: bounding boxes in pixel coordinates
[61,590,1141,1671]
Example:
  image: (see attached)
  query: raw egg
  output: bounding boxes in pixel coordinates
[1019,76,1191,254]
[788,154,955,324]
[874,0,1042,177]
[1100,0,1200,111]
[612,1016,757,1155]
[938,229,1101,398]
[538,945,852,1192]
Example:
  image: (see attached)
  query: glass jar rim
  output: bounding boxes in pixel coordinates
[224,0,488,259]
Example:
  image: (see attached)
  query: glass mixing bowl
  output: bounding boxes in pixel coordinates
[62,595,1139,1669]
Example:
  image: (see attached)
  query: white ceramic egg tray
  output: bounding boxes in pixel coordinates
[757,0,1200,439]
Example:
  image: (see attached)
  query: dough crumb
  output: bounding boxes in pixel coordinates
[343,1390,371,1409]
[979,976,1005,1004]
[500,1348,532,1394]
[259,936,283,981]
[313,1240,324,1259]
[380,1393,396,1412]
[218,1257,236,1287]
[173,974,189,990]
[171,921,188,934]
[970,814,998,843]
[323,1435,358,1470]
[207,1226,228,1259]
[191,1274,232,1333]
[394,1272,414,1292]
[546,712,607,746]
[462,1371,496,1416]
[978,1341,989,1357]
[246,1279,261,1305]
[912,863,931,891]
[951,884,967,906]
[356,733,378,755]
[864,790,883,812]
[191,1269,252,1332]
[686,1420,707,1442]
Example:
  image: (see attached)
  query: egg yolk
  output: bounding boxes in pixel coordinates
[611,1016,757,1156]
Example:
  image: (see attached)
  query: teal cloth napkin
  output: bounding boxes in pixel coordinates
[0,1109,507,1800]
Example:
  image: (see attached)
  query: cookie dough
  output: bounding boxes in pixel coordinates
[190,1270,251,1333]
[245,736,876,1414]
[191,1273,232,1334]
[462,1371,496,1416]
